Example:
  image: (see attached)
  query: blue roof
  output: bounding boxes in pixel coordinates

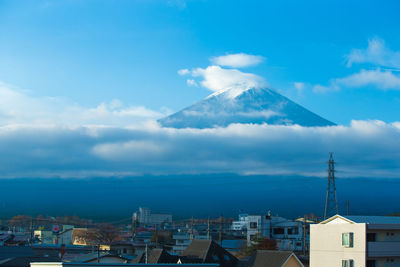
[346,216,400,224]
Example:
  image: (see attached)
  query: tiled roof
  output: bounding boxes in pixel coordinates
[346,216,400,224]
[246,250,298,267]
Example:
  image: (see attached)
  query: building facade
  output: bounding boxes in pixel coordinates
[238,213,306,252]
[133,207,172,228]
[310,214,400,267]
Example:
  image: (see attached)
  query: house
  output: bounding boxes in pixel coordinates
[231,214,249,231]
[133,207,172,228]
[310,214,400,267]
[56,228,73,245]
[244,250,304,267]
[244,214,306,252]
[31,263,219,267]
[34,230,55,245]
[0,234,12,246]
[179,240,238,267]
[0,246,59,267]
[110,241,136,255]
[133,248,179,263]
[172,233,209,254]
[0,256,59,267]
[84,254,132,264]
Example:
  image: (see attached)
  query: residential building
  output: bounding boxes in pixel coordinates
[133,207,172,228]
[34,230,55,245]
[178,239,238,267]
[310,214,400,267]
[172,233,209,254]
[31,263,219,267]
[244,214,306,252]
[231,214,249,231]
[244,250,304,267]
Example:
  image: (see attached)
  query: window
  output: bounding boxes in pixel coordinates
[342,259,354,267]
[273,228,284,235]
[342,232,354,247]
[250,222,258,229]
[288,227,299,235]
[367,233,376,242]
[366,260,376,267]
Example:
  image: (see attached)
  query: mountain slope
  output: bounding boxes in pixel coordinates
[158,87,335,128]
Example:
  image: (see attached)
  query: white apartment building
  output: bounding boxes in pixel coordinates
[242,213,306,251]
[231,213,248,231]
[310,214,400,267]
[133,207,172,228]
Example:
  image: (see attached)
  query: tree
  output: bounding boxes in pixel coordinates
[238,236,277,257]
[86,224,121,245]
[9,215,32,228]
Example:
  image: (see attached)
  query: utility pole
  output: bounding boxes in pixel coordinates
[97,244,100,263]
[302,215,307,256]
[347,200,350,216]
[145,243,148,264]
[155,224,158,248]
[132,215,137,241]
[324,152,339,219]
[190,217,194,240]
[30,218,33,245]
[207,217,210,240]
[219,215,223,246]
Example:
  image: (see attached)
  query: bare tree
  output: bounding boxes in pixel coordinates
[86,224,121,245]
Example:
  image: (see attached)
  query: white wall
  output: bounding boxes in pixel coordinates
[310,222,366,267]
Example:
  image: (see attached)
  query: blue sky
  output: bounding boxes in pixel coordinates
[1,0,400,124]
[0,0,400,178]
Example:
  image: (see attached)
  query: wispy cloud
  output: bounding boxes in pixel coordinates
[0,82,168,127]
[311,38,400,93]
[336,68,400,90]
[293,82,305,94]
[210,53,265,68]
[347,37,400,69]
[313,68,400,92]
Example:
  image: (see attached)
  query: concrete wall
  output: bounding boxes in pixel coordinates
[310,222,366,267]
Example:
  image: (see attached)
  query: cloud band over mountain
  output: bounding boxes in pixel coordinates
[0,120,399,178]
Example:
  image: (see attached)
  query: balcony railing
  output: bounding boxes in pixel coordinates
[368,241,400,257]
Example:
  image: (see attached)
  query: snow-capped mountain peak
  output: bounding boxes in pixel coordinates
[159,87,335,128]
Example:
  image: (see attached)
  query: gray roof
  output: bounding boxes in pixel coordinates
[180,240,213,260]
[346,216,400,224]
[0,247,34,260]
[247,250,297,267]
[0,256,59,267]
[148,248,164,263]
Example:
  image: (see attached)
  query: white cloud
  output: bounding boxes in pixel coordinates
[312,83,340,93]
[0,82,168,126]
[347,37,400,68]
[311,38,400,93]
[312,69,400,92]
[186,79,198,87]
[178,69,190,75]
[210,53,265,68]
[0,120,400,178]
[190,65,267,92]
[336,69,400,90]
[293,82,305,93]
